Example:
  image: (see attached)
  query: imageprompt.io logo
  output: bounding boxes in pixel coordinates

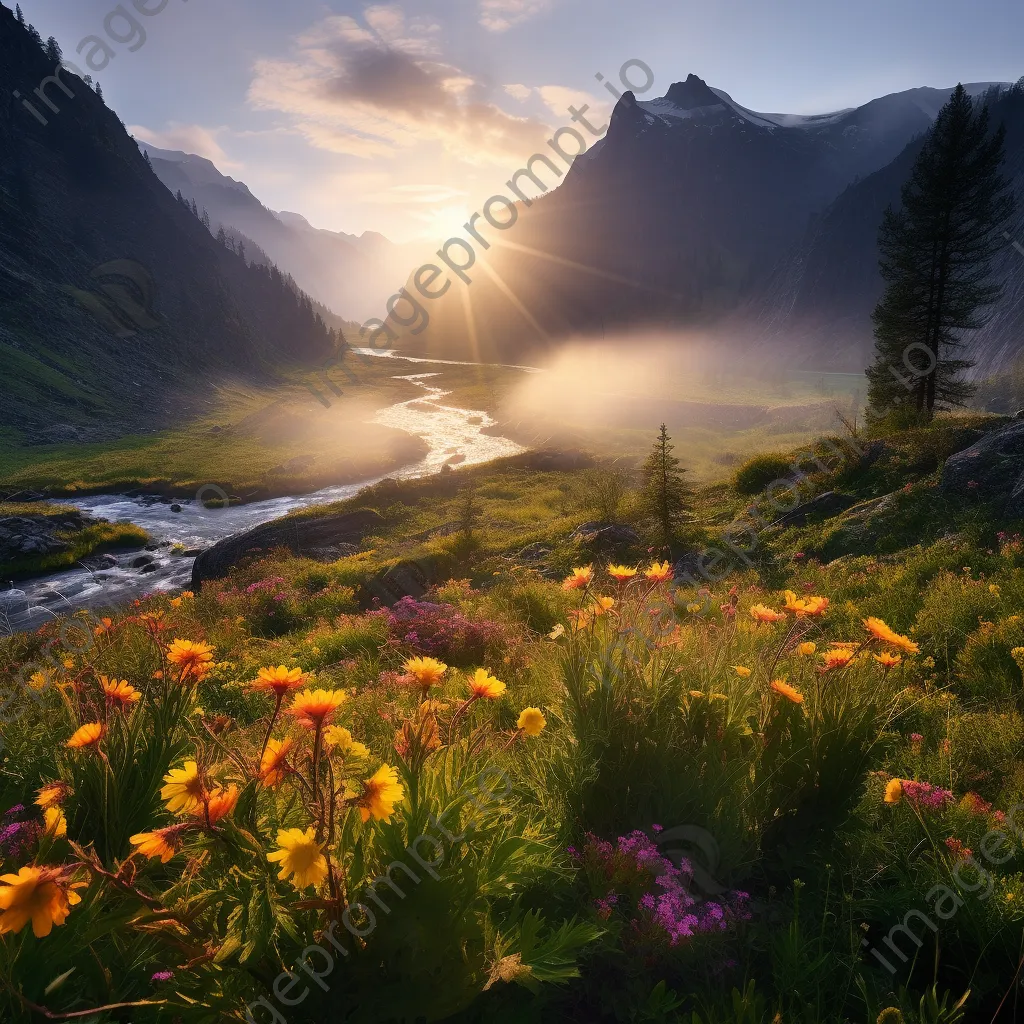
[654,824,727,897]
[64,259,161,338]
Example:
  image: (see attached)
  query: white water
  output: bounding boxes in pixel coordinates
[1,362,525,634]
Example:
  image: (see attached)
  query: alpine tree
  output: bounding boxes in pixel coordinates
[866,85,1015,422]
[15,5,24,25]
[640,424,689,553]
[45,36,62,64]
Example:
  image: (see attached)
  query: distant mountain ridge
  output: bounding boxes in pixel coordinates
[752,83,1024,375]
[406,74,1020,369]
[139,145,428,323]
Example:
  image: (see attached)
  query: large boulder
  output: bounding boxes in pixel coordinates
[191,508,383,588]
[940,421,1024,517]
[569,521,641,549]
[767,491,859,529]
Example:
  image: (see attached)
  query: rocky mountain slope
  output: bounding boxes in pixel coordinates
[0,4,336,438]
[408,75,1017,367]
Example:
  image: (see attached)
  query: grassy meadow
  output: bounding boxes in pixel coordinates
[3,414,1024,1021]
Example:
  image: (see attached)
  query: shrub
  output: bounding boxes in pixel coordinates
[733,452,794,495]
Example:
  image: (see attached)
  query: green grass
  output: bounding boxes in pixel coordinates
[0,520,149,579]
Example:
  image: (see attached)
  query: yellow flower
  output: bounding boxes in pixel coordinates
[686,602,703,614]
[249,665,307,697]
[732,665,752,677]
[403,656,448,690]
[644,560,673,583]
[592,595,615,616]
[63,658,75,669]
[100,676,141,710]
[468,669,506,700]
[750,604,786,624]
[821,648,856,670]
[181,591,194,600]
[169,598,182,608]
[517,707,546,736]
[884,778,903,804]
[161,761,206,814]
[43,807,67,838]
[166,639,215,679]
[797,641,817,656]
[0,866,82,937]
[874,652,903,668]
[287,688,348,730]
[863,617,919,654]
[770,679,804,704]
[28,671,49,690]
[357,765,405,823]
[66,722,104,749]
[990,583,1001,596]
[607,564,638,582]
[562,565,594,590]
[260,737,294,787]
[35,782,71,809]
[267,828,328,889]
[323,727,369,760]
[130,823,191,864]
[783,591,830,617]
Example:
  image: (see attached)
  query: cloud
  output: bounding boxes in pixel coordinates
[247,8,552,164]
[479,0,553,32]
[129,122,239,168]
[504,83,532,102]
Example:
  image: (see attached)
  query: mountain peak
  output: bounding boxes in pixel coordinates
[664,74,722,110]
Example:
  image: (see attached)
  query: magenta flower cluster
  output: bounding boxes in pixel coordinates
[371,597,504,665]
[0,805,38,860]
[574,830,750,947]
[901,779,954,811]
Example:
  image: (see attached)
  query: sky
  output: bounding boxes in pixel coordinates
[18,0,1024,243]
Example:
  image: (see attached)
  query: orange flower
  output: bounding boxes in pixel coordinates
[750,604,786,624]
[249,665,307,697]
[562,565,594,591]
[93,617,113,637]
[166,639,215,679]
[796,641,817,656]
[0,866,83,937]
[607,564,638,582]
[260,738,293,788]
[567,608,594,631]
[287,688,348,729]
[873,651,903,668]
[863,617,919,654]
[35,782,71,809]
[769,679,804,704]
[644,560,673,583]
[66,722,104,749]
[200,785,239,825]
[732,665,752,677]
[884,779,903,804]
[130,823,192,863]
[783,591,829,617]
[592,595,615,616]
[100,676,141,709]
[468,668,506,700]
[821,648,855,670]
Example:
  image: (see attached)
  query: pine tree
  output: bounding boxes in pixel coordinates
[866,85,1015,422]
[95,82,103,100]
[143,150,152,170]
[26,24,42,47]
[45,36,62,64]
[216,226,227,246]
[15,5,24,25]
[639,424,689,553]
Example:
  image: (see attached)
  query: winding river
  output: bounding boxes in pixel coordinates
[1,354,533,633]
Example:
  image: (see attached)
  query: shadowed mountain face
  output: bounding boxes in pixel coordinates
[140,145,428,323]
[0,4,334,437]
[753,85,1024,375]
[406,75,1016,366]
